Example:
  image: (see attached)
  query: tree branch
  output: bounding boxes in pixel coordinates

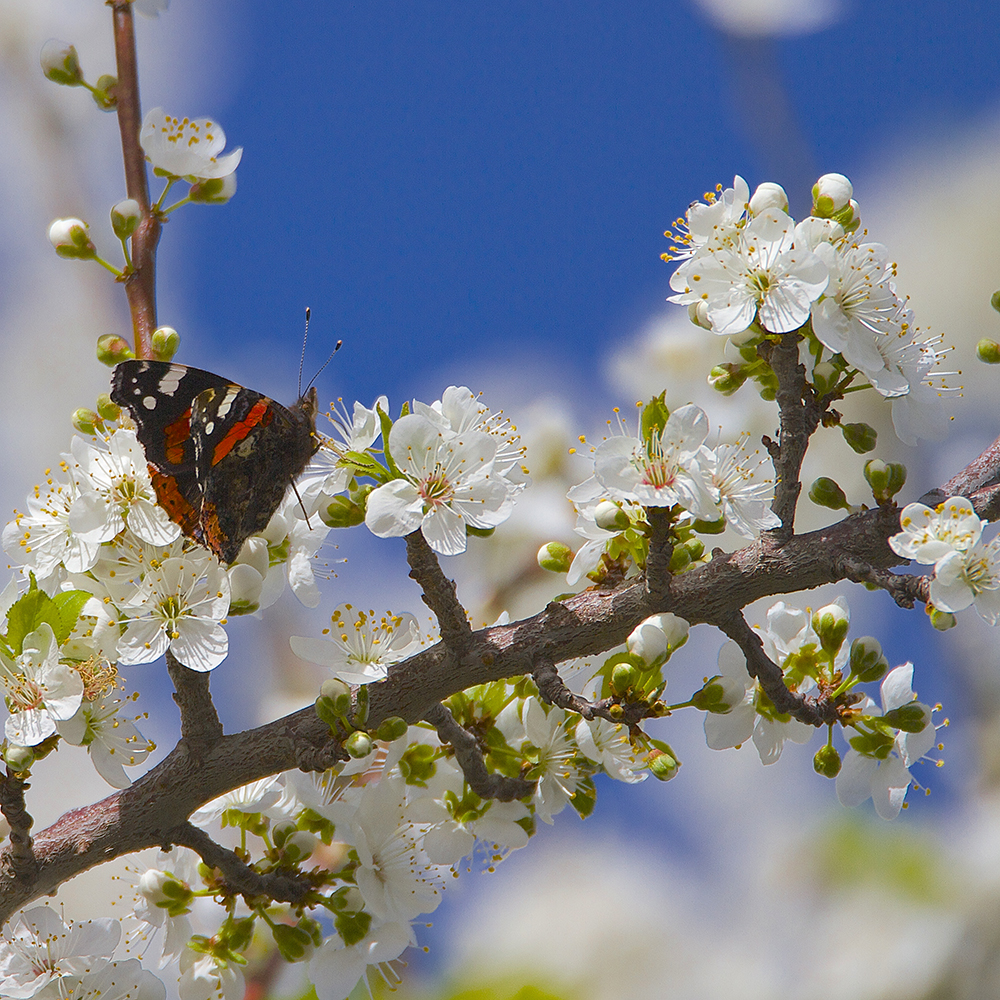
[0,770,35,878]
[169,822,313,905]
[406,531,473,652]
[716,613,838,726]
[166,650,224,747]
[645,506,673,602]
[424,703,535,801]
[761,333,824,541]
[111,0,159,358]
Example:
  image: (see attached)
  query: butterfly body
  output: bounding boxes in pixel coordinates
[111,360,319,563]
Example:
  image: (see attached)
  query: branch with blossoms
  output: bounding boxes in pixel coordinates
[5,4,1000,1000]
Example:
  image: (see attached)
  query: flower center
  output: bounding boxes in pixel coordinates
[418,470,454,508]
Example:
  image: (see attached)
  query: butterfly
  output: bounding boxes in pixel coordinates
[110,360,319,564]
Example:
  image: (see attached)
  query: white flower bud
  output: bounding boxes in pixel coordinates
[40,40,83,86]
[595,499,628,531]
[227,563,263,611]
[282,831,318,862]
[749,182,788,215]
[48,218,96,258]
[813,173,853,213]
[627,613,689,666]
[138,868,171,904]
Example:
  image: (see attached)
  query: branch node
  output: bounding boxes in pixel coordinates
[425,703,534,801]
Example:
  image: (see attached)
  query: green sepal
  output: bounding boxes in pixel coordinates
[883,703,928,734]
[848,728,894,759]
[640,392,669,443]
[377,406,403,479]
[335,909,372,947]
[272,923,314,962]
[340,449,389,481]
[397,743,436,786]
[569,776,597,818]
[691,516,726,534]
[466,525,495,538]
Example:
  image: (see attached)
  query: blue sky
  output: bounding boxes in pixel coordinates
[153,1,1000,411]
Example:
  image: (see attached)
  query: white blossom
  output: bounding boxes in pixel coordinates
[836,664,936,820]
[365,413,514,555]
[291,604,422,684]
[68,431,181,547]
[117,555,230,672]
[2,624,84,747]
[590,404,717,517]
[140,109,242,182]
[668,209,828,336]
[575,717,646,783]
[663,175,750,261]
[0,906,120,999]
[308,921,410,1000]
[698,439,780,537]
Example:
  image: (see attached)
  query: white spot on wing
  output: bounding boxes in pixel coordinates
[157,367,186,397]
[204,421,215,435]
[215,386,241,420]
[142,396,157,410]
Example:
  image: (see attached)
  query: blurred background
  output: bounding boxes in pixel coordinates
[4,0,1000,997]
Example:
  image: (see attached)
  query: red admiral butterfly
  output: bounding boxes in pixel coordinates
[111,360,319,564]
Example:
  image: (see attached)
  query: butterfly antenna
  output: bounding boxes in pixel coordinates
[298,306,311,398]
[291,481,313,529]
[304,339,343,393]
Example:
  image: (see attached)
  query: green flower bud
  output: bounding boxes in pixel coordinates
[376,716,408,742]
[812,173,853,217]
[608,703,624,721]
[812,601,850,654]
[189,175,237,204]
[280,830,318,863]
[680,537,704,562]
[322,495,366,528]
[991,290,1000,315]
[850,636,888,683]
[811,361,839,396]
[92,74,118,111]
[3,744,35,772]
[692,515,726,534]
[95,393,120,422]
[272,922,315,962]
[224,916,256,952]
[883,702,929,734]
[669,545,692,573]
[271,820,297,847]
[708,363,747,396]
[929,607,957,631]
[841,421,877,454]
[977,338,1000,364]
[813,744,842,778]
[345,731,373,759]
[594,499,630,531]
[537,541,573,573]
[647,747,680,781]
[809,477,849,511]
[150,326,180,361]
[111,199,142,240]
[48,218,96,259]
[315,695,340,731]
[96,334,134,366]
[863,459,907,503]
[320,678,350,702]
[71,408,99,435]
[40,40,83,86]
[610,662,638,695]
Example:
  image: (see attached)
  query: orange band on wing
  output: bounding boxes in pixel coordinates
[211,400,273,465]
[164,408,192,465]
[150,465,199,534]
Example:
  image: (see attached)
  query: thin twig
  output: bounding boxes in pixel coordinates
[424,703,535,801]
[166,649,224,747]
[405,531,474,652]
[717,613,836,726]
[111,0,159,357]
[832,555,929,609]
[169,822,313,905]
[0,770,35,877]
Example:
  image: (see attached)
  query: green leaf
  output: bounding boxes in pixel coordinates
[340,449,388,479]
[51,591,93,645]
[377,406,403,479]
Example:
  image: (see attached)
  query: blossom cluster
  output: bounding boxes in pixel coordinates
[665,174,953,446]
[890,496,1000,622]
[563,400,779,585]
[702,596,938,819]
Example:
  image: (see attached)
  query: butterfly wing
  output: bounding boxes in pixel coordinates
[191,385,319,563]
[111,360,233,539]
